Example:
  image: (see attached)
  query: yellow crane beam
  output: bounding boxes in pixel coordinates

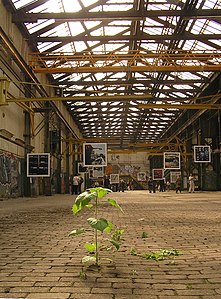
[31,64,221,74]
[2,94,152,105]
[138,103,221,110]
[128,142,185,147]
[29,50,221,73]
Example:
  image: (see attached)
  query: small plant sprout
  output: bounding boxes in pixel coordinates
[131,247,182,261]
[69,187,124,267]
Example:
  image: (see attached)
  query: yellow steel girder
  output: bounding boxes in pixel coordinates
[138,103,221,110]
[29,50,221,73]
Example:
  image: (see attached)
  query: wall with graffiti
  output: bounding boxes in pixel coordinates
[0,150,22,198]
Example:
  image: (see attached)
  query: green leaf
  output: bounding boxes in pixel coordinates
[87,217,109,232]
[69,228,85,236]
[104,220,113,233]
[82,256,97,264]
[131,248,138,256]
[107,198,123,213]
[84,243,96,253]
[109,239,120,250]
[72,191,96,214]
[111,228,124,241]
[89,187,112,199]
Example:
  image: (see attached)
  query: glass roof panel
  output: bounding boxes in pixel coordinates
[8,0,221,148]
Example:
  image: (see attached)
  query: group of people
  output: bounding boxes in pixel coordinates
[148,174,195,194]
[147,178,170,193]
[175,173,195,193]
[71,173,196,195]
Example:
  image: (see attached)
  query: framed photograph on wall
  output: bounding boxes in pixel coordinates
[110,174,119,184]
[93,167,104,178]
[152,169,164,180]
[27,153,50,177]
[170,171,181,183]
[83,143,107,167]
[78,162,88,173]
[137,172,146,181]
[194,145,211,163]
[164,152,180,169]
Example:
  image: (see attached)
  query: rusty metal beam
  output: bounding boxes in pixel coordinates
[5,93,152,104]
[12,9,221,23]
[29,34,221,42]
[32,64,221,74]
[138,103,221,110]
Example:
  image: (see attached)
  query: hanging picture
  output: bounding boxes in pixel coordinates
[152,169,164,180]
[93,167,104,178]
[27,153,50,177]
[83,143,107,166]
[194,145,211,163]
[78,162,88,173]
[170,171,181,183]
[110,174,119,184]
[137,172,146,181]
[164,152,180,169]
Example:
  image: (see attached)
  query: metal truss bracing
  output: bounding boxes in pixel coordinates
[2,0,221,150]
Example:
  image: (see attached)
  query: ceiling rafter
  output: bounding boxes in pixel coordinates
[3,0,221,149]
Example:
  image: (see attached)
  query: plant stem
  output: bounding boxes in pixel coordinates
[95,191,99,265]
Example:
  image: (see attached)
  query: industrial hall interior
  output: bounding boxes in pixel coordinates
[0,0,221,199]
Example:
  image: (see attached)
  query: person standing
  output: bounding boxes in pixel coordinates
[188,174,195,193]
[72,174,80,195]
[175,175,182,193]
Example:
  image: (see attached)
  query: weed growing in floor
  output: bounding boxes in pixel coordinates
[131,247,182,261]
[69,187,124,267]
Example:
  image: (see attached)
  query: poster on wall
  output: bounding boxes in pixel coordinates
[170,171,181,183]
[194,145,211,163]
[164,152,180,169]
[93,167,104,178]
[110,174,119,184]
[27,153,50,177]
[78,162,88,173]
[152,169,164,180]
[83,143,107,167]
[137,172,146,181]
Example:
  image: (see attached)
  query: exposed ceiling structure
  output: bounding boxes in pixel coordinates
[4,0,221,149]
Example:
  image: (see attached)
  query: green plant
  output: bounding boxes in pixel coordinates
[141,231,148,238]
[69,187,124,266]
[131,247,182,261]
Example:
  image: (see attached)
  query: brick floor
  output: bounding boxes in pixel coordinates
[0,191,221,299]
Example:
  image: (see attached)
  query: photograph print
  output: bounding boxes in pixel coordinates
[78,162,88,173]
[93,167,104,178]
[152,169,164,180]
[164,152,181,169]
[83,143,107,167]
[137,172,146,181]
[194,145,211,163]
[110,174,119,184]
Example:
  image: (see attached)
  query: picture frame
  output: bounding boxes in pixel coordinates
[164,152,180,169]
[194,145,211,163]
[93,166,104,178]
[152,169,164,180]
[27,153,50,177]
[110,174,119,184]
[78,162,88,173]
[83,143,107,167]
[170,171,181,183]
[137,172,146,181]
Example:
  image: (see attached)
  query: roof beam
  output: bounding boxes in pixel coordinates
[138,103,221,110]
[32,64,221,74]
[4,94,152,104]
[12,9,221,23]
[29,33,221,42]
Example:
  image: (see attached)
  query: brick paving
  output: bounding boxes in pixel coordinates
[0,190,221,299]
